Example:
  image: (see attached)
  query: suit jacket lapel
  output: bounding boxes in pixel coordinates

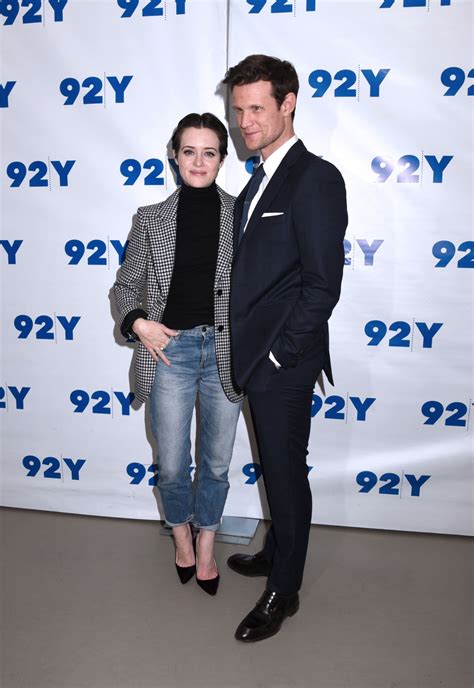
[234,140,307,263]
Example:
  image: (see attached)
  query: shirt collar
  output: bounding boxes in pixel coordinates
[261,135,298,181]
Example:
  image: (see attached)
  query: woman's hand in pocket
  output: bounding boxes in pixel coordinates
[132,318,178,365]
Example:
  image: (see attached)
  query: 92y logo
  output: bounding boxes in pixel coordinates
[117,0,187,18]
[65,239,127,266]
[0,386,31,410]
[357,471,431,497]
[6,160,75,188]
[344,239,384,267]
[23,455,86,480]
[309,69,390,98]
[14,315,80,340]
[2,0,68,25]
[70,390,134,415]
[372,154,452,183]
[312,395,375,422]
[365,321,443,349]
[60,76,133,106]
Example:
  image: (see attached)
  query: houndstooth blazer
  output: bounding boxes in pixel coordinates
[113,185,243,404]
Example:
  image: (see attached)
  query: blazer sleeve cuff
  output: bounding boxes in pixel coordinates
[120,309,148,342]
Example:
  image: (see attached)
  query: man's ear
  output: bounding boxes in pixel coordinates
[282,92,296,118]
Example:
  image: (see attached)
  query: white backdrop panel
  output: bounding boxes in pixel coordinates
[1,0,472,535]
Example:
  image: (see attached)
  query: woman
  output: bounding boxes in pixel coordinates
[114,113,242,595]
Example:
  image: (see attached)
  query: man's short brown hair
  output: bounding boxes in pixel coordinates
[223,54,299,114]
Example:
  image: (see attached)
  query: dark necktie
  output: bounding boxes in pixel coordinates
[239,163,265,242]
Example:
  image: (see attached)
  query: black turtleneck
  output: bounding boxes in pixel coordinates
[162,182,220,329]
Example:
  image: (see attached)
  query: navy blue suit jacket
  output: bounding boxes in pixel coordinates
[230,140,348,392]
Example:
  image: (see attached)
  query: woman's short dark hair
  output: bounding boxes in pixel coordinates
[223,54,299,113]
[171,113,228,159]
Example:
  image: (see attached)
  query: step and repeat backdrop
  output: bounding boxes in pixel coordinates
[1,0,472,535]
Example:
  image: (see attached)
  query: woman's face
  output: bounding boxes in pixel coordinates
[175,127,224,188]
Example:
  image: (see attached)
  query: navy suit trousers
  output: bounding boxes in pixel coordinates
[246,356,318,594]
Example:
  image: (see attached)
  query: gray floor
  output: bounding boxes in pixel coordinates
[1,508,472,688]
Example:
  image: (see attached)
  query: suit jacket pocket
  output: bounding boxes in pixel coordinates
[257,216,289,243]
[261,212,285,222]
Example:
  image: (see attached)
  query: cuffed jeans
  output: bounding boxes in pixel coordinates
[149,325,242,531]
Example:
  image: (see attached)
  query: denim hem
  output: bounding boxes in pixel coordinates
[164,516,194,528]
[192,521,220,532]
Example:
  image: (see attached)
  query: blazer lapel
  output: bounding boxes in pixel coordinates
[233,184,248,255]
[216,186,234,280]
[148,188,179,304]
[147,185,234,301]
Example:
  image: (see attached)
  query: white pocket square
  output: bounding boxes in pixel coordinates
[262,212,284,217]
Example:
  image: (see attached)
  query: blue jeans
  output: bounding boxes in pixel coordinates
[149,325,242,531]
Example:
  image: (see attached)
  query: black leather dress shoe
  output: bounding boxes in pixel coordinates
[235,590,299,642]
[227,551,272,577]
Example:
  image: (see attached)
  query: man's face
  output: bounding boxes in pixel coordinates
[231,80,295,160]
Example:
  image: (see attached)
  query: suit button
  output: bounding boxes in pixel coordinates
[218,325,224,332]
[216,289,223,296]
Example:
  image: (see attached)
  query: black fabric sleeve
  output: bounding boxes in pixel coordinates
[120,308,148,342]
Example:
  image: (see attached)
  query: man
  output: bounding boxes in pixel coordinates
[223,55,348,642]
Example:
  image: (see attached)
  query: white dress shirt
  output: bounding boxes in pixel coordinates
[244,135,299,232]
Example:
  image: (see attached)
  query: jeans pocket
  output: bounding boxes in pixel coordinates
[167,331,182,347]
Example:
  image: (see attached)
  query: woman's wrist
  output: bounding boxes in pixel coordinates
[120,309,148,341]
[132,317,147,336]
